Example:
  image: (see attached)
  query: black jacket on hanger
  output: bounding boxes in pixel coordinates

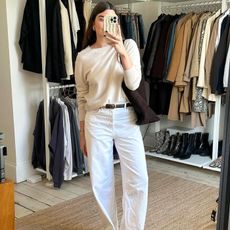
[210,15,230,95]
[49,98,65,188]
[142,14,166,79]
[75,0,86,52]
[150,15,175,80]
[19,0,42,74]
[46,0,67,83]
[32,101,46,170]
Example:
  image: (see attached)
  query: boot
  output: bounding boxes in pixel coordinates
[193,132,202,154]
[174,133,189,158]
[166,133,178,156]
[157,131,170,154]
[149,130,166,152]
[172,133,183,158]
[179,133,195,160]
[165,133,179,156]
[197,133,211,157]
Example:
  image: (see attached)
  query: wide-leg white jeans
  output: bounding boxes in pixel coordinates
[85,107,148,230]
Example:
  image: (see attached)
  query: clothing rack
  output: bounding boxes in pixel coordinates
[161,0,229,14]
[145,0,229,172]
[162,1,221,10]
[116,7,131,13]
[49,84,76,90]
[38,0,81,181]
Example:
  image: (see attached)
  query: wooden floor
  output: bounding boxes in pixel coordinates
[15,157,220,219]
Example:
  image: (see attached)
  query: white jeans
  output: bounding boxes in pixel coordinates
[85,107,148,230]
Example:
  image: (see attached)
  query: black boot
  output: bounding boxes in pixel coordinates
[174,133,189,158]
[166,133,178,156]
[197,133,211,157]
[172,134,183,158]
[179,133,195,160]
[193,132,202,154]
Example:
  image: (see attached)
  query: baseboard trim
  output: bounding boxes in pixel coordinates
[5,160,40,183]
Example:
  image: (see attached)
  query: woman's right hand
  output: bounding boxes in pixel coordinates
[80,131,87,156]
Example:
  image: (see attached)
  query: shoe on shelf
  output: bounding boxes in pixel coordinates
[180,133,195,160]
[149,130,166,152]
[172,133,183,158]
[164,134,177,156]
[156,131,170,154]
[193,132,202,154]
[197,133,211,157]
[209,156,222,168]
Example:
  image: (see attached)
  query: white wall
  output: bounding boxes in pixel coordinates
[0,0,17,181]
[0,0,43,182]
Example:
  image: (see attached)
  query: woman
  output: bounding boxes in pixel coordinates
[75,1,148,229]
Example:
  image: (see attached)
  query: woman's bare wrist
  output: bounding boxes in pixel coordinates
[80,129,85,135]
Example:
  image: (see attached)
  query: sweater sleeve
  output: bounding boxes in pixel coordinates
[123,39,142,90]
[75,55,88,121]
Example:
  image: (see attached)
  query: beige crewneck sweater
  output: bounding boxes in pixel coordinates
[75,39,141,121]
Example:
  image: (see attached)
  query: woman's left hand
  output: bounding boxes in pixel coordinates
[105,25,127,56]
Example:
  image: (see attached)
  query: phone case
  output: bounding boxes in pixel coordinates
[104,15,118,34]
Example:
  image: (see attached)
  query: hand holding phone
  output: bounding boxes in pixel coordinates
[104,15,119,34]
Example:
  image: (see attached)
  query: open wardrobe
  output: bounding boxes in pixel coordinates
[1,0,230,229]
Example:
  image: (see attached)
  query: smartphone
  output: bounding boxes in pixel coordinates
[104,15,119,34]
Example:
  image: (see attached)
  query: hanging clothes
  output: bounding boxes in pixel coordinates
[62,97,85,175]
[74,0,86,52]
[143,10,230,127]
[32,95,85,188]
[59,0,74,77]
[32,101,46,170]
[19,0,42,74]
[210,15,230,95]
[49,98,65,188]
[68,0,80,49]
[118,12,145,49]
[45,0,68,83]
[83,0,92,31]
[19,0,84,83]
[56,98,73,181]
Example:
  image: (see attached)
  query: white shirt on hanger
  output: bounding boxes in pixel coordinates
[68,0,80,48]
[57,98,73,181]
[83,0,92,31]
[198,10,221,90]
[60,0,74,77]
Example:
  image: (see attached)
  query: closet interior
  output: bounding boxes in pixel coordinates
[21,0,230,187]
[144,0,229,174]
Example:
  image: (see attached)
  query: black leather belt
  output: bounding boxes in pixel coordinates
[101,103,132,109]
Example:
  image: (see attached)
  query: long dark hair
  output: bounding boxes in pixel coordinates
[83,1,116,48]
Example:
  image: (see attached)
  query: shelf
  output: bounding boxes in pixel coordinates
[114,159,120,165]
[203,165,221,172]
[35,168,47,174]
[92,0,148,5]
[72,172,89,178]
[146,151,212,168]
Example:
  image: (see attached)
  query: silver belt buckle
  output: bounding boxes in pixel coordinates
[105,104,115,109]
